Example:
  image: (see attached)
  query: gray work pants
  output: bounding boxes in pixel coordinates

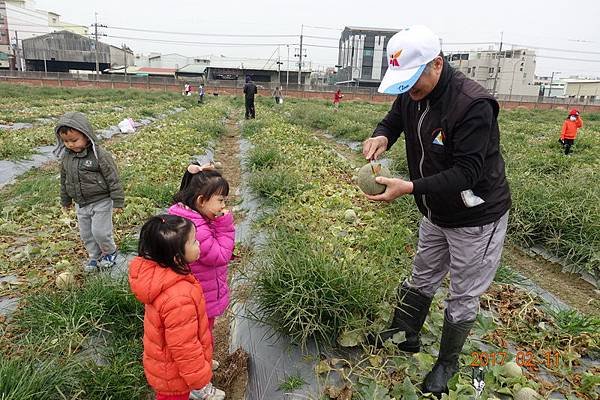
[406,211,509,323]
[75,197,116,260]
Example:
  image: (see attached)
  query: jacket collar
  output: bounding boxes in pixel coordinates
[424,58,453,104]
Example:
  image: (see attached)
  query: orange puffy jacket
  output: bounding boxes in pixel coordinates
[560,116,583,140]
[129,256,213,395]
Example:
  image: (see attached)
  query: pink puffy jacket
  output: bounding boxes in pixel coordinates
[168,203,235,318]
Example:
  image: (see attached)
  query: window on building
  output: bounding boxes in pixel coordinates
[489,67,494,73]
[468,67,472,74]
[519,67,523,72]
[523,73,527,78]
[477,53,481,59]
[363,48,374,57]
[498,67,501,73]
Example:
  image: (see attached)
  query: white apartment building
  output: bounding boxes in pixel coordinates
[447,48,539,97]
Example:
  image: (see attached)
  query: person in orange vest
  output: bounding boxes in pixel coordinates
[559,109,583,155]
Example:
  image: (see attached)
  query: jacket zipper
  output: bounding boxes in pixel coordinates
[417,100,432,220]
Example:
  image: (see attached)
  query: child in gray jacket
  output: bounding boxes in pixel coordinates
[54,112,124,272]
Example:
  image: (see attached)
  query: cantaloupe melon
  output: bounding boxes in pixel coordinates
[502,361,522,378]
[56,271,75,289]
[357,163,391,195]
[344,209,357,222]
[514,387,541,400]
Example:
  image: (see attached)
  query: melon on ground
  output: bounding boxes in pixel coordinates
[344,209,357,222]
[514,387,541,400]
[56,271,75,289]
[502,361,522,378]
[357,163,391,195]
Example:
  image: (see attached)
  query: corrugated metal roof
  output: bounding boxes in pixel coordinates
[177,64,207,74]
[344,26,400,33]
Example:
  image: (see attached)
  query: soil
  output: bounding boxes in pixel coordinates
[315,130,600,318]
[503,245,600,316]
[211,117,249,399]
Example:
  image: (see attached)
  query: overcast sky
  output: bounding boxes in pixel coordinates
[36,0,600,78]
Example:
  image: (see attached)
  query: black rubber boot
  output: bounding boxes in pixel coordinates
[369,286,432,352]
[422,312,475,397]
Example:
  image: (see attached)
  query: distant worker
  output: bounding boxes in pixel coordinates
[273,86,283,105]
[243,76,258,119]
[333,89,343,110]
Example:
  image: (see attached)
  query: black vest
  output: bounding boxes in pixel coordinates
[398,65,511,227]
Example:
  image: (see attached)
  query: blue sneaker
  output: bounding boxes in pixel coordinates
[84,259,99,273]
[99,251,117,269]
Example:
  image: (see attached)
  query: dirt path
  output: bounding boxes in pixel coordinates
[211,114,249,399]
[503,246,600,316]
[315,130,600,317]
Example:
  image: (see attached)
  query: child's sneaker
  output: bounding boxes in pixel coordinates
[99,251,117,269]
[84,259,99,273]
[189,383,225,400]
[212,359,220,371]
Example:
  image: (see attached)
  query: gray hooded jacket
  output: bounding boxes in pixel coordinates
[54,112,125,208]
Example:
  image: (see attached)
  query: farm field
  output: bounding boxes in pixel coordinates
[0,86,598,399]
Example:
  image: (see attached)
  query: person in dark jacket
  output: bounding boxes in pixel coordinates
[362,25,511,397]
[54,112,124,273]
[243,76,258,119]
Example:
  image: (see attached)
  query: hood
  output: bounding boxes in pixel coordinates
[168,203,204,222]
[128,256,195,305]
[569,108,579,116]
[53,112,100,159]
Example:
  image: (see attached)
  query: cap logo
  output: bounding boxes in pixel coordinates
[389,49,402,67]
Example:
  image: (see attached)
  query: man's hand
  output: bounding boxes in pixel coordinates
[362,136,388,161]
[366,176,413,202]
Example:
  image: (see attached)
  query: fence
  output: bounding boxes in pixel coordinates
[1,70,600,112]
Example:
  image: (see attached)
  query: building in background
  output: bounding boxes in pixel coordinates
[135,53,210,69]
[336,26,399,87]
[21,30,133,72]
[534,75,566,97]
[447,48,539,97]
[0,0,88,70]
[564,79,600,102]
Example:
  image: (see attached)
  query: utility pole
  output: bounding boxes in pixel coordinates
[286,45,290,92]
[277,46,281,85]
[298,24,303,86]
[94,13,99,77]
[491,31,503,97]
[14,30,21,71]
[123,44,128,78]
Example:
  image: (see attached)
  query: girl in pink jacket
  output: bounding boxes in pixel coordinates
[168,164,235,342]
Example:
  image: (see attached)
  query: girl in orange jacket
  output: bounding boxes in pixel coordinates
[129,214,224,400]
[559,109,583,155]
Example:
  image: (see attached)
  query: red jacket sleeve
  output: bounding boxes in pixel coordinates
[560,121,568,140]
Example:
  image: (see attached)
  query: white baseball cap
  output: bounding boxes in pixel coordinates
[378,25,441,95]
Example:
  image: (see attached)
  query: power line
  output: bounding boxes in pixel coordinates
[505,42,600,56]
[103,33,297,47]
[104,25,297,39]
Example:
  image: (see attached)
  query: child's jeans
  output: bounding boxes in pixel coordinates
[156,393,189,400]
[75,197,116,260]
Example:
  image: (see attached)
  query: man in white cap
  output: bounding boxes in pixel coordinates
[363,25,511,396]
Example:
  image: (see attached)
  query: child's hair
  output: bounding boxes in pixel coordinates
[138,214,194,275]
[57,126,82,135]
[173,163,229,212]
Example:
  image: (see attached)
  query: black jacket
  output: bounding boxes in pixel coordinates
[373,60,511,227]
[243,82,257,101]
